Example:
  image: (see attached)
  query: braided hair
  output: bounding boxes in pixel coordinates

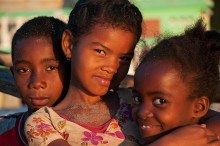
[67,0,143,45]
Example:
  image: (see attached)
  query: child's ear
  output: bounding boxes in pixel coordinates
[192,96,209,118]
[62,29,74,61]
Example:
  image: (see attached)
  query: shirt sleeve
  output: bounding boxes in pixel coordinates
[25,107,65,146]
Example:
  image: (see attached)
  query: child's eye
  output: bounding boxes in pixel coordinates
[95,49,105,55]
[153,98,166,105]
[46,66,58,71]
[120,56,132,62]
[134,96,142,104]
[17,68,30,73]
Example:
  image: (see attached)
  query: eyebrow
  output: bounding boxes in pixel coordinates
[146,91,172,97]
[40,58,59,64]
[91,42,112,52]
[14,58,59,66]
[14,60,29,66]
[132,89,172,97]
[91,42,134,56]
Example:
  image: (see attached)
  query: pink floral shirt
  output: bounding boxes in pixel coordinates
[25,88,143,145]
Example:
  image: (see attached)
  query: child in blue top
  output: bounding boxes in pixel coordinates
[0,16,70,146]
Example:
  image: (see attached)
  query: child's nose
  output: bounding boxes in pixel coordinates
[138,105,153,119]
[28,72,47,89]
[101,57,119,74]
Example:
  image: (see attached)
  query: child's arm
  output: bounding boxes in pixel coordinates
[205,109,220,136]
[47,139,70,146]
[149,125,220,146]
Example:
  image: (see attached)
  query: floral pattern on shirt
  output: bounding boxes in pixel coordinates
[26,117,57,144]
[81,131,108,145]
[25,88,143,145]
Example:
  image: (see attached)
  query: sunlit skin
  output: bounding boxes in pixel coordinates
[13,36,68,113]
[70,25,135,97]
[132,60,199,144]
[54,25,136,126]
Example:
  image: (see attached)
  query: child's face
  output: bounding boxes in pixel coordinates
[13,37,68,111]
[132,60,196,144]
[69,25,136,96]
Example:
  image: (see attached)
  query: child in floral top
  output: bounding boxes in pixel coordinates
[25,88,142,145]
[25,0,145,145]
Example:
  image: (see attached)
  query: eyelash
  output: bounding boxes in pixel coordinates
[17,65,58,73]
[95,49,105,55]
[134,96,142,105]
[153,98,167,105]
[17,68,30,73]
[45,65,58,71]
[94,49,132,63]
[120,56,132,62]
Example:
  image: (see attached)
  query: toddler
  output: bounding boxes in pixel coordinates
[132,20,220,145]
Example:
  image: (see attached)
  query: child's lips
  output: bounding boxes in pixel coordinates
[30,98,49,106]
[95,76,112,86]
[138,120,161,132]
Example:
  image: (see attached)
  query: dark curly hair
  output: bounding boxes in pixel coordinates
[67,0,142,45]
[138,19,220,103]
[12,16,68,64]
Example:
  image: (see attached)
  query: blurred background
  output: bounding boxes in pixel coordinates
[0,0,219,114]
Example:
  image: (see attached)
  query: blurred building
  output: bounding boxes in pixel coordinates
[0,0,75,52]
[133,0,214,44]
[0,0,215,52]
[128,0,214,75]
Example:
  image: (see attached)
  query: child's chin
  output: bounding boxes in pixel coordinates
[143,134,163,144]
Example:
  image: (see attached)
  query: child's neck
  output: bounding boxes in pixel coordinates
[54,88,120,126]
[55,85,108,109]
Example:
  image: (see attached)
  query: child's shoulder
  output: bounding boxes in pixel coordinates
[0,112,25,135]
[25,107,66,145]
[27,106,61,122]
[25,106,65,129]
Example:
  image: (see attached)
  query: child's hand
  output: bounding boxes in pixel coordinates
[149,124,220,146]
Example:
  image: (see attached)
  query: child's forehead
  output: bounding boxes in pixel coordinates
[17,36,52,43]
[135,60,182,81]
[13,36,53,58]
[79,24,136,47]
[140,59,177,70]
[14,36,52,50]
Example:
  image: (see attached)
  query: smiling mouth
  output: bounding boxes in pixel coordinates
[140,123,161,131]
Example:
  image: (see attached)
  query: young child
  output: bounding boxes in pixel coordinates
[24,1,220,145]
[0,16,70,146]
[132,20,220,145]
